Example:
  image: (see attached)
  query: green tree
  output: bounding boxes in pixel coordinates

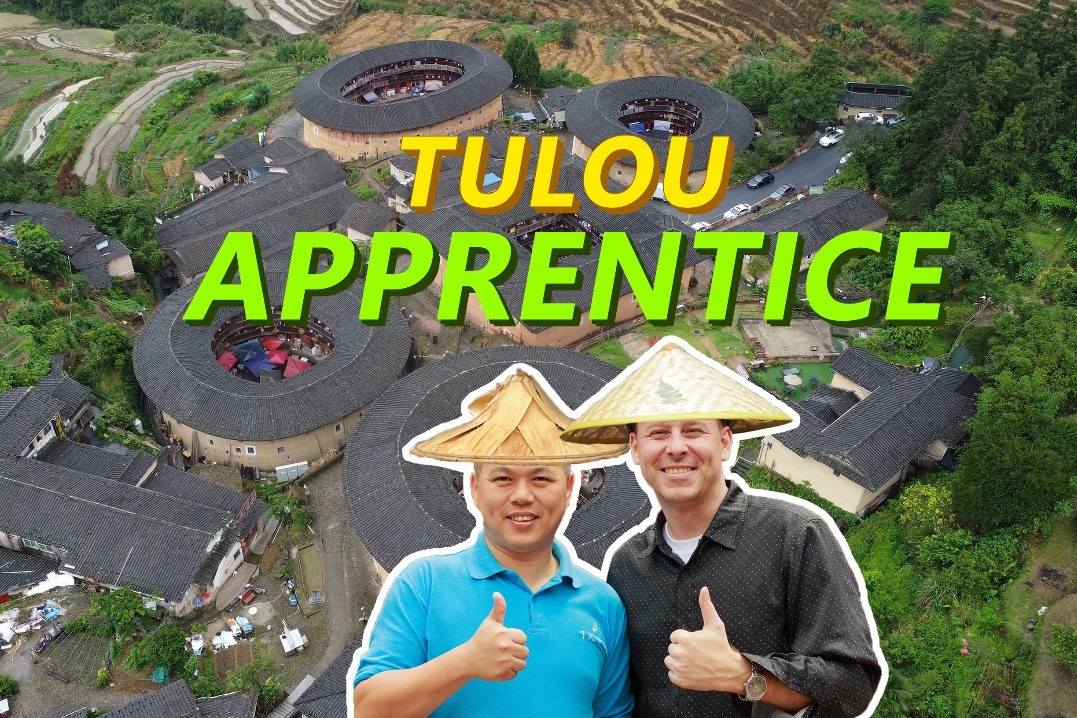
[0,674,17,698]
[714,61,791,115]
[16,222,68,277]
[896,483,955,538]
[89,587,153,642]
[503,34,541,90]
[1049,625,1077,672]
[126,625,188,673]
[226,642,281,710]
[952,372,1077,532]
[767,43,845,133]
[245,83,270,113]
[921,0,953,22]
[558,19,579,48]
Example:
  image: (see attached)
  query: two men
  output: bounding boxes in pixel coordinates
[563,339,884,717]
[352,368,634,718]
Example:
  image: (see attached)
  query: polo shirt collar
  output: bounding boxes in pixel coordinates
[644,480,747,558]
[467,532,582,588]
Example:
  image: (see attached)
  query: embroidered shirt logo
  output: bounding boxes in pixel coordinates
[580,620,607,654]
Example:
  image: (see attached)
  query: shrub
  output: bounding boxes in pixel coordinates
[0,674,17,698]
[1049,625,1077,672]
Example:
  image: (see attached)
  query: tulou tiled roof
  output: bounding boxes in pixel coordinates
[398,155,697,333]
[0,458,235,600]
[293,41,512,134]
[292,639,363,718]
[36,356,92,420]
[0,202,132,288]
[777,349,977,491]
[732,188,889,263]
[38,439,156,485]
[839,82,912,111]
[0,387,62,458]
[0,546,57,593]
[566,76,755,171]
[158,142,355,281]
[343,346,651,572]
[338,200,397,235]
[134,271,411,442]
[100,681,256,718]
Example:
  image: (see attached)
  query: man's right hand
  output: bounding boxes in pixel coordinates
[463,592,529,682]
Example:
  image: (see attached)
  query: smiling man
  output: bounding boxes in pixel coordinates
[563,340,884,718]
[351,367,633,718]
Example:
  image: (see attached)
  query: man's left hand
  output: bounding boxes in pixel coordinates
[665,586,752,693]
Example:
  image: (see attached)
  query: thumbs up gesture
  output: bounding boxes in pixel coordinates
[665,587,752,692]
[463,592,529,682]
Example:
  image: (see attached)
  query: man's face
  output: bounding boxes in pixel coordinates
[629,420,733,509]
[470,464,574,560]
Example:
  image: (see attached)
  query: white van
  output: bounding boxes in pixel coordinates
[653,182,666,201]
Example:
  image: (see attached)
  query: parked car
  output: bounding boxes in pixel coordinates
[854,112,883,124]
[769,184,795,200]
[723,203,752,220]
[690,221,712,232]
[653,182,666,201]
[819,129,845,146]
[747,171,775,189]
[885,115,905,127]
[839,152,854,165]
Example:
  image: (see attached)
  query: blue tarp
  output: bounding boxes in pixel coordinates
[232,338,264,362]
[483,173,501,187]
[243,350,276,378]
[628,122,646,132]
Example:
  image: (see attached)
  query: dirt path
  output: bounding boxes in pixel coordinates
[73,58,246,188]
[5,76,101,162]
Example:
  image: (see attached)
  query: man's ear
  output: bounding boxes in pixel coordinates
[469,472,478,496]
[719,423,734,462]
[628,431,639,465]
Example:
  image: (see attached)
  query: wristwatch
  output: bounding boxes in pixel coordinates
[741,661,767,702]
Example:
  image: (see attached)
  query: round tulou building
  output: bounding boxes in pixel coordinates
[134,272,413,471]
[565,76,756,187]
[342,346,652,578]
[292,40,513,161]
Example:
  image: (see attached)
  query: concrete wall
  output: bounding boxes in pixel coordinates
[108,254,136,281]
[163,406,361,469]
[758,437,906,515]
[303,95,503,161]
[830,372,870,399]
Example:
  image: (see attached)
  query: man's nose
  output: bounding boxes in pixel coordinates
[510,480,535,503]
[666,429,687,455]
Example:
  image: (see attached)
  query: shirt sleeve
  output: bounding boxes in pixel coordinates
[353,561,431,687]
[742,518,882,718]
[592,594,635,718]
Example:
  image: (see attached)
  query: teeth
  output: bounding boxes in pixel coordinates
[510,515,536,522]
[665,468,693,475]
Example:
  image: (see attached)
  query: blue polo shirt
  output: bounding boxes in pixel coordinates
[354,534,633,718]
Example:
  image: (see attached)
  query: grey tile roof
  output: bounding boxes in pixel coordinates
[831,346,905,392]
[538,84,579,115]
[293,41,512,134]
[0,458,236,600]
[134,271,411,441]
[731,188,889,262]
[196,690,258,718]
[196,157,235,182]
[216,137,263,165]
[37,439,156,485]
[0,202,131,288]
[0,387,61,458]
[143,464,267,537]
[839,82,912,110]
[566,76,755,171]
[398,155,697,333]
[293,639,362,718]
[338,201,397,235]
[388,128,509,175]
[775,349,976,491]
[36,357,92,420]
[932,367,981,399]
[101,680,200,718]
[343,346,651,572]
[0,546,57,593]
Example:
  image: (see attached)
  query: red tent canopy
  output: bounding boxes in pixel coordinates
[268,348,289,365]
[261,337,285,351]
[283,356,312,378]
[217,352,238,370]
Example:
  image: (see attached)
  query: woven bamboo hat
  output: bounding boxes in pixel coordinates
[562,339,796,444]
[408,366,628,466]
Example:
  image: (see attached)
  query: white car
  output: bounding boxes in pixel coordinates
[854,112,883,124]
[819,129,845,147]
[722,203,752,221]
[690,221,712,232]
[839,152,854,165]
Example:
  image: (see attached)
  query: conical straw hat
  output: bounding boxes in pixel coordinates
[562,340,795,444]
[410,367,627,465]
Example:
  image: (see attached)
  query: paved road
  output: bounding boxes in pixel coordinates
[652,131,871,226]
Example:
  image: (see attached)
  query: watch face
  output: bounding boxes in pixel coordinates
[746,673,767,702]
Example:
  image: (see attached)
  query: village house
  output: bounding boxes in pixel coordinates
[96,680,256,718]
[758,347,979,515]
[837,82,912,123]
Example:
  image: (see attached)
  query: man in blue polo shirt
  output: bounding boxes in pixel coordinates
[352,367,633,718]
